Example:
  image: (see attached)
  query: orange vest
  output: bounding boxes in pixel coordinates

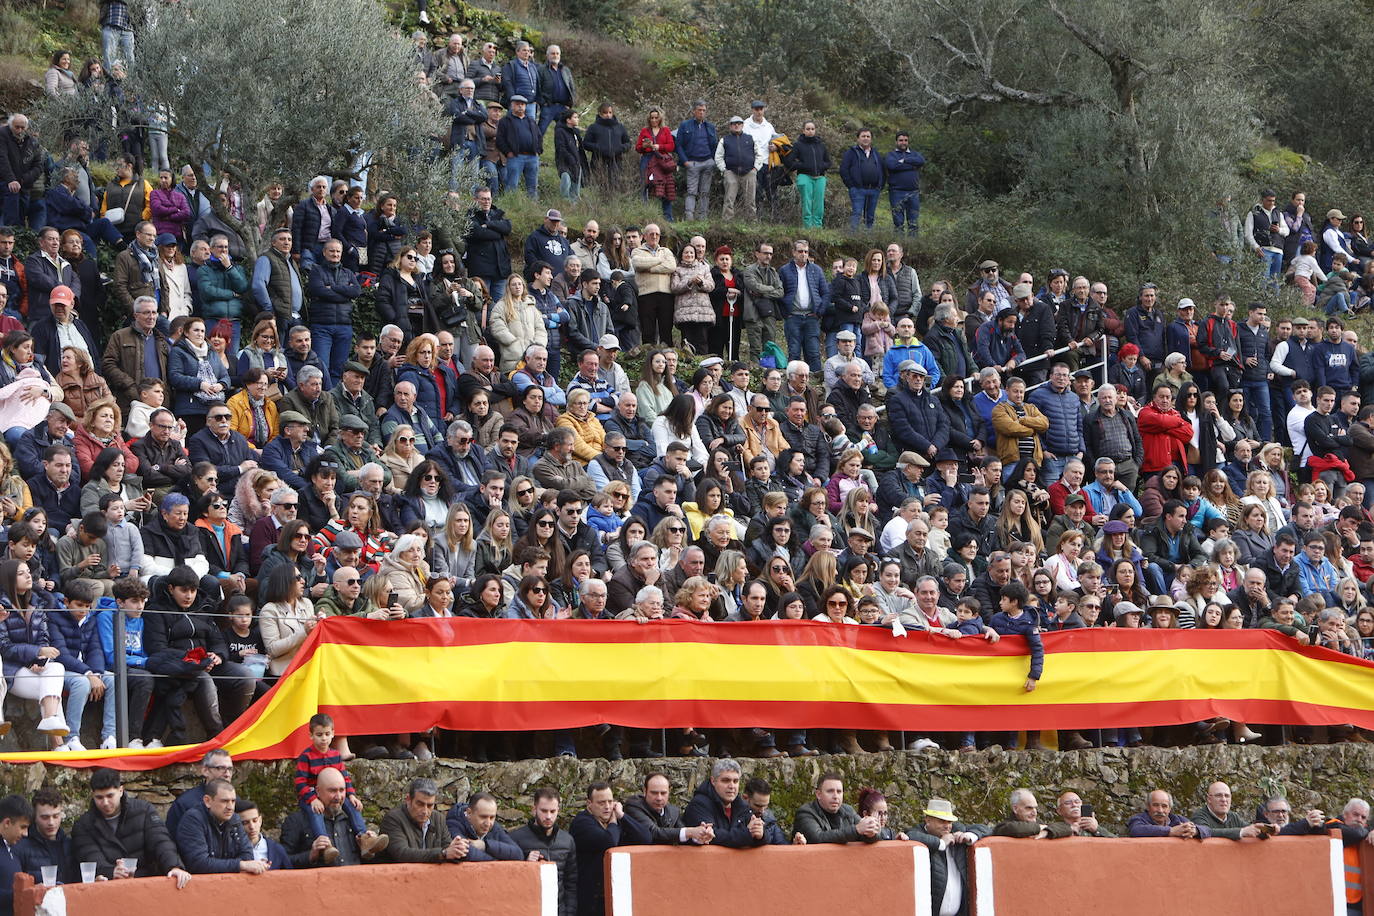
[1345,840,1362,904]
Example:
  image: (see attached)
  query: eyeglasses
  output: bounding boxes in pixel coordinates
[397,436,416,443]
[293,533,310,540]
[207,764,234,774]
[669,526,686,533]
[153,423,176,430]
[516,487,533,497]
[456,437,473,444]
[208,414,230,421]
[770,565,789,573]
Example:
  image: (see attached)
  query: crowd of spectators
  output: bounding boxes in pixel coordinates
[0,755,1366,916]
[0,15,1372,766]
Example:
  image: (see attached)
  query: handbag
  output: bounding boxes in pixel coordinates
[104,180,139,227]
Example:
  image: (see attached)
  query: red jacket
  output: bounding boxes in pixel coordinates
[1137,404,1192,474]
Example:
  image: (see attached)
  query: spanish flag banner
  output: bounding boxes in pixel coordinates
[5,619,1371,770]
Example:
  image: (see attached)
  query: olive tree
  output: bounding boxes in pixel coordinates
[857,0,1261,272]
[37,0,472,257]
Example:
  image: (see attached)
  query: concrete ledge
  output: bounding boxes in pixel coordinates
[603,842,930,916]
[968,835,1342,916]
[15,860,558,916]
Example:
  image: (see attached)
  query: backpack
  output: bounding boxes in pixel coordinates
[759,340,786,370]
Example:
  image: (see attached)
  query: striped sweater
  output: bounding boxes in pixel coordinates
[294,745,355,803]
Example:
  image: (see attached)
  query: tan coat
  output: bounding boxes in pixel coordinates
[991,399,1049,466]
[741,414,788,468]
[672,261,715,324]
[376,553,427,613]
[629,244,677,295]
[487,297,547,373]
[259,597,318,676]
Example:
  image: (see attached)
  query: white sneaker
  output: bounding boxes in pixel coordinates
[909,738,940,751]
[418,10,430,22]
[128,738,145,749]
[65,737,87,752]
[37,716,68,737]
[147,738,164,748]
[100,736,117,750]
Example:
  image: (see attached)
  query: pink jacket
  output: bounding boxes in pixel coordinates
[861,315,894,358]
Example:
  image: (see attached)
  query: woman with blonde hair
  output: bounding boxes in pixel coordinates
[474,508,514,577]
[1240,468,1286,534]
[53,347,110,422]
[486,274,545,373]
[228,469,279,534]
[834,485,878,544]
[381,424,425,492]
[634,349,674,424]
[73,397,138,478]
[650,516,688,570]
[395,333,450,425]
[440,502,477,584]
[0,442,31,524]
[235,317,291,396]
[1199,468,1243,529]
[796,549,839,617]
[507,476,539,538]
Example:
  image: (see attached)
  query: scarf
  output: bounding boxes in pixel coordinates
[188,341,218,402]
[133,243,161,292]
[248,395,269,447]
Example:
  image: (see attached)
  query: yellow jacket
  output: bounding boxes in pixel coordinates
[227,389,279,446]
[555,410,605,464]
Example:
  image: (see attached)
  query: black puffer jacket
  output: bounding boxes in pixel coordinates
[71,796,184,879]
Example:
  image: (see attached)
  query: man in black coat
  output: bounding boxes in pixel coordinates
[682,760,767,849]
[462,187,511,302]
[174,779,264,875]
[26,444,81,533]
[17,789,75,885]
[70,768,191,884]
[0,115,44,229]
[624,774,713,845]
[187,405,259,497]
[569,782,650,916]
[1012,281,1058,386]
[510,788,579,916]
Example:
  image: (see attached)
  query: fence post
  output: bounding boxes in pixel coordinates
[114,607,128,748]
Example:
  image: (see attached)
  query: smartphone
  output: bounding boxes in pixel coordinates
[387,591,399,607]
[706,573,718,585]
[1080,803,1094,819]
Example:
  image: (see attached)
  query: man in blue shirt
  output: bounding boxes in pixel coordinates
[883,132,926,236]
[676,101,718,221]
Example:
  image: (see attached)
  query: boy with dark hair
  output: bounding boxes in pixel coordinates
[97,578,155,748]
[989,580,1045,749]
[0,794,33,914]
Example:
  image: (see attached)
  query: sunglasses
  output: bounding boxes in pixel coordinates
[530,586,547,593]
[517,488,533,497]
[397,436,416,443]
[209,502,226,510]
[208,414,230,421]
[404,254,418,261]
[608,444,625,451]
[536,520,555,527]
[293,533,310,540]
[669,526,686,533]
[422,473,440,481]
[342,577,360,585]
[280,502,298,508]
[456,437,473,444]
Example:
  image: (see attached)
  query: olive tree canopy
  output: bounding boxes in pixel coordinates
[38,0,471,257]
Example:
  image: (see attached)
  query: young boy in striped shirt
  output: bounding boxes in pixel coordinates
[295,713,388,861]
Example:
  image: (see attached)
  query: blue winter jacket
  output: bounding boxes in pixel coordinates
[675,118,718,163]
[779,261,830,317]
[882,149,926,192]
[882,339,941,390]
[887,384,950,455]
[96,609,147,669]
[48,609,105,675]
[175,803,253,874]
[305,261,362,327]
[445,804,524,861]
[840,145,885,190]
[1027,384,1084,456]
[168,340,231,417]
[988,609,1044,681]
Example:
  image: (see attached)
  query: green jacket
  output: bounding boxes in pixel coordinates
[279,388,341,446]
[379,803,453,864]
[330,385,384,449]
[314,586,380,618]
[992,819,1073,839]
[1190,805,1251,840]
[197,259,252,320]
[324,441,390,493]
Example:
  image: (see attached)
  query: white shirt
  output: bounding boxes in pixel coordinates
[939,845,963,916]
[1288,403,1315,459]
[55,319,87,354]
[795,265,811,310]
[742,116,775,170]
[879,515,909,553]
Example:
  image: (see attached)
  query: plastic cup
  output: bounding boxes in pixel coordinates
[39,865,56,886]
[80,862,96,883]
[120,857,137,875]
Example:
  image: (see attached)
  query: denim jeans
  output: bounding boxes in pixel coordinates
[0,192,43,229]
[504,154,540,197]
[477,159,501,195]
[824,323,860,358]
[1241,379,1273,441]
[1261,249,1283,287]
[890,188,920,235]
[312,323,354,384]
[1040,455,1069,487]
[785,313,821,372]
[477,274,506,305]
[101,26,135,69]
[303,796,367,840]
[684,160,715,220]
[848,187,879,229]
[63,671,91,738]
[558,172,581,201]
[538,103,570,136]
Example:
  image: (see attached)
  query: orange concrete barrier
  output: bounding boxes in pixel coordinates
[14,861,559,916]
[969,836,1343,916]
[603,842,931,916]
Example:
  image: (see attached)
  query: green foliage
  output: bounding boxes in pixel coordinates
[392,0,541,53]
